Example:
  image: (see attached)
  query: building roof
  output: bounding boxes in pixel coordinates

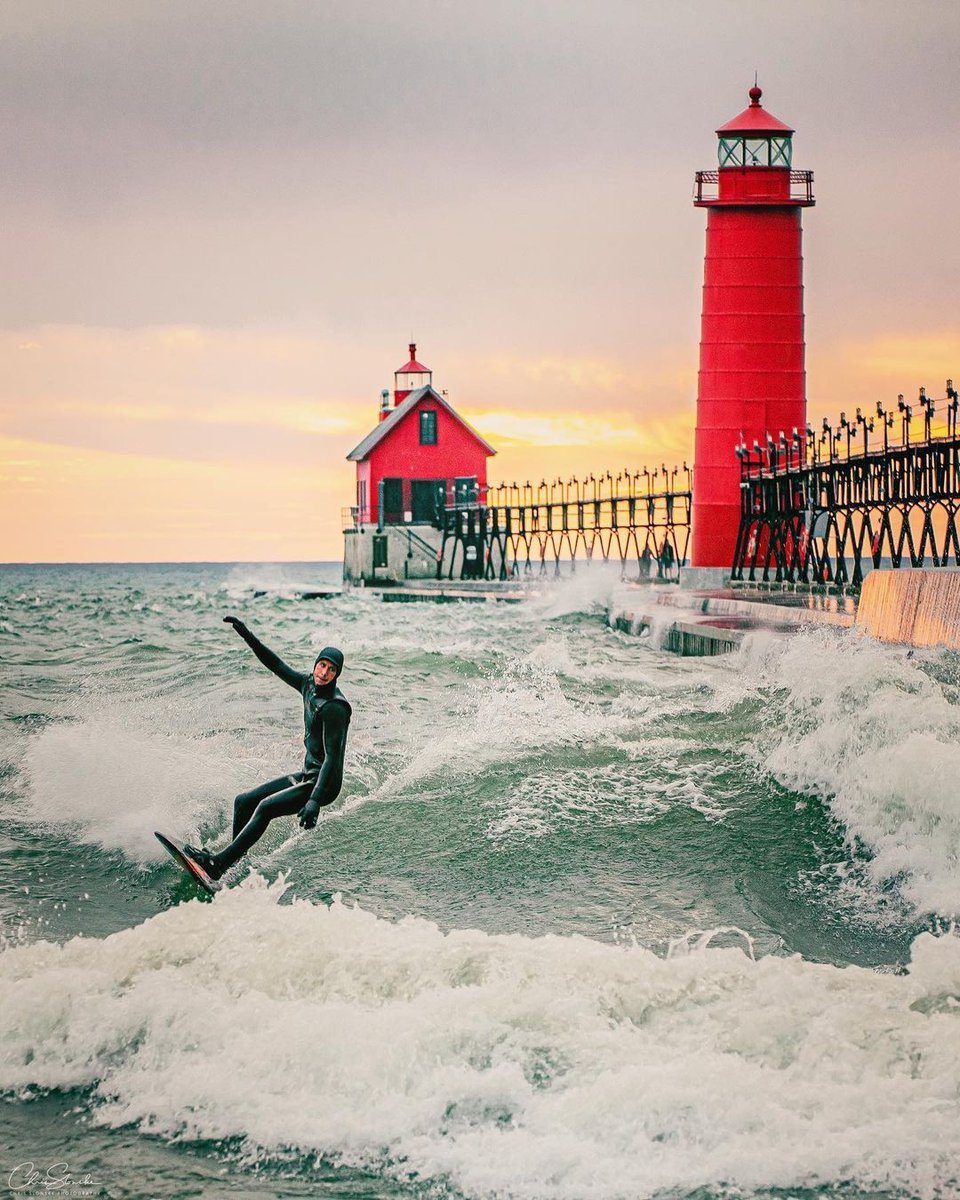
[396,342,430,375]
[716,85,794,136]
[346,385,497,462]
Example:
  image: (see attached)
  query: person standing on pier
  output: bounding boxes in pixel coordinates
[185,616,351,880]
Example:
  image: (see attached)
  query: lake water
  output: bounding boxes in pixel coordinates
[1,561,958,1200]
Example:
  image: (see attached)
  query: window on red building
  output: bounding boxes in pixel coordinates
[419,410,437,445]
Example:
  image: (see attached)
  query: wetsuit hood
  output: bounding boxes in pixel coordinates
[315,646,344,676]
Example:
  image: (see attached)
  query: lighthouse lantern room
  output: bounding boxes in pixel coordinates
[392,343,432,405]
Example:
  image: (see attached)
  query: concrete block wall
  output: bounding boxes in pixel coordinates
[343,524,443,585]
[857,569,960,648]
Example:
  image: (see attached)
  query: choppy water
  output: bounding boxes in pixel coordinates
[1,562,959,1200]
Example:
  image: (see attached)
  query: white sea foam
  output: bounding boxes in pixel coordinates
[0,880,958,1199]
[14,695,255,863]
[605,581,704,652]
[483,730,732,852]
[485,768,666,841]
[347,648,630,814]
[738,627,960,918]
[527,565,624,620]
[519,629,695,696]
[218,563,303,601]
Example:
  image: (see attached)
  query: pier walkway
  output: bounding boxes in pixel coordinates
[608,586,856,656]
[299,570,960,655]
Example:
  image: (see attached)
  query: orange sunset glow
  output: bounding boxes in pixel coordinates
[1,4,957,563]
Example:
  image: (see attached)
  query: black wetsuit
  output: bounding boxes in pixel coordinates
[206,624,351,875]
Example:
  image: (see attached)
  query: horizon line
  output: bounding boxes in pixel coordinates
[0,559,344,568]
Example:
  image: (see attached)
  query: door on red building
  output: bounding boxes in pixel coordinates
[381,478,403,524]
[410,479,444,524]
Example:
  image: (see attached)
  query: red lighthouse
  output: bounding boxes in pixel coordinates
[691,85,815,569]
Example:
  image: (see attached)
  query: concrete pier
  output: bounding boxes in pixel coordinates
[327,567,960,655]
[609,585,856,655]
[344,578,539,604]
[856,569,960,649]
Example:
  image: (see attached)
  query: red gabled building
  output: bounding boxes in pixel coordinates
[346,344,496,528]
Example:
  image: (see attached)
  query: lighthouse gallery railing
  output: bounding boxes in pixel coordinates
[693,169,814,205]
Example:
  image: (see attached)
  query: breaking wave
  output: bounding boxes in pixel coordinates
[1,880,959,1200]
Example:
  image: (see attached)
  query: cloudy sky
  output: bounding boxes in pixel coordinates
[2,0,957,561]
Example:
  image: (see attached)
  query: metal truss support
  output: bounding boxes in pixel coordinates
[436,468,692,582]
[732,382,959,589]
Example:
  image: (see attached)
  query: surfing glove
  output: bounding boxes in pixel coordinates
[298,800,321,829]
[223,615,250,637]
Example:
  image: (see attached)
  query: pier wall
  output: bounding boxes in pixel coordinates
[343,524,441,585]
[856,569,960,649]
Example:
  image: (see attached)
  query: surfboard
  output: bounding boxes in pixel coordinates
[154,831,222,896]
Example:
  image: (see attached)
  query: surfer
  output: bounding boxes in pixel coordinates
[184,616,351,880]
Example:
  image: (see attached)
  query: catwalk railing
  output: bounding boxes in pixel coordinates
[693,169,815,205]
[733,381,960,588]
[437,467,692,581]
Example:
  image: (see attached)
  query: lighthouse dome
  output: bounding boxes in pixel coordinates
[716,85,794,135]
[716,84,794,168]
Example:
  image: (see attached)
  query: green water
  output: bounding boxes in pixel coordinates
[0,563,957,1200]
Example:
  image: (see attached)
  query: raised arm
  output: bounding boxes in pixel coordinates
[299,702,350,827]
[222,616,304,690]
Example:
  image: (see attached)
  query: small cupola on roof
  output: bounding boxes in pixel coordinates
[716,84,794,169]
[394,343,432,406]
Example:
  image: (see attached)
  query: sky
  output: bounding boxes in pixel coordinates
[1,0,958,562]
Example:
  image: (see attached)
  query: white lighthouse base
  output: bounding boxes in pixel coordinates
[343,523,443,586]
